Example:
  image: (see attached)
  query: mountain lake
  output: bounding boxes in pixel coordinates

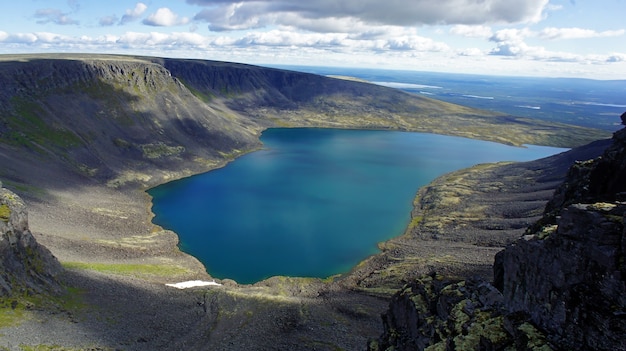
[149,128,569,284]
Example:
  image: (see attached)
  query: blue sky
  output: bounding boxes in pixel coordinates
[1,0,625,79]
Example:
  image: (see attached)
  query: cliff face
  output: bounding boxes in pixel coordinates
[496,127,626,350]
[0,54,610,193]
[371,128,626,351]
[0,56,261,190]
[0,181,61,296]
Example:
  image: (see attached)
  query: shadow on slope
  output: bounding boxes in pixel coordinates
[0,58,261,195]
[3,268,389,351]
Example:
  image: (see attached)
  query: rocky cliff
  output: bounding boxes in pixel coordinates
[0,181,61,297]
[0,54,608,194]
[495,126,626,350]
[371,127,626,350]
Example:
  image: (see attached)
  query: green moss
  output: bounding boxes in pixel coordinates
[0,204,11,222]
[407,215,423,230]
[112,137,132,149]
[537,225,558,240]
[2,97,83,151]
[518,323,553,351]
[62,262,189,277]
[179,79,215,103]
[1,180,47,198]
[140,142,185,159]
[218,149,244,160]
[0,287,84,330]
[0,298,26,328]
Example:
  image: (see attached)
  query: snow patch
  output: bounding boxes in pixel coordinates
[166,280,222,289]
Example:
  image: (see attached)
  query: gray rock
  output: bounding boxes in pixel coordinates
[0,185,62,297]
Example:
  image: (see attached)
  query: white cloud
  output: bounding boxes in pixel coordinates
[1,28,624,79]
[457,48,485,56]
[379,36,449,52]
[486,27,626,65]
[143,8,190,27]
[606,54,626,63]
[34,8,79,25]
[120,2,148,25]
[450,25,493,38]
[99,15,118,27]
[190,0,551,32]
[233,30,346,48]
[538,27,625,40]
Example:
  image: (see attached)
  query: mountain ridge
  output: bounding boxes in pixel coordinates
[0,54,617,350]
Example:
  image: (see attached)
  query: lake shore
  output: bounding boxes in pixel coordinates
[0,136,609,350]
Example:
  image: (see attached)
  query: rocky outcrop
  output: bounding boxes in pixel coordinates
[370,274,553,351]
[495,127,626,350]
[0,181,62,296]
[371,127,626,350]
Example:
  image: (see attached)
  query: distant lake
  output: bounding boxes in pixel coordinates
[149,128,568,284]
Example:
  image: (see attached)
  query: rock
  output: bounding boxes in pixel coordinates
[0,185,62,296]
[369,273,552,351]
[497,127,626,350]
[373,127,626,351]
[498,203,625,350]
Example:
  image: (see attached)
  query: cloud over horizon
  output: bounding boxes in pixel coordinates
[34,8,79,25]
[143,8,190,27]
[190,0,550,32]
[120,2,147,25]
[2,0,624,79]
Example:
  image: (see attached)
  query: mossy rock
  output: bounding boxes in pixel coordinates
[0,203,11,222]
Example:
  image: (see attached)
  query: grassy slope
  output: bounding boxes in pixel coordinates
[0,54,610,194]
[157,57,609,147]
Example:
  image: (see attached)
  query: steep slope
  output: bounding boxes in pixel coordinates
[495,127,626,350]
[0,55,261,191]
[155,57,606,147]
[0,181,61,296]
[370,128,625,351]
[0,54,608,193]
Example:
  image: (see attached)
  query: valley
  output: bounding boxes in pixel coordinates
[0,54,615,350]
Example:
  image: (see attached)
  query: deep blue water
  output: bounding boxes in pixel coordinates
[149,128,568,284]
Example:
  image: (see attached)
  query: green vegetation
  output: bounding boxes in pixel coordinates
[0,287,85,329]
[2,98,82,152]
[139,142,185,159]
[407,215,423,230]
[62,262,189,277]
[0,204,11,222]
[179,78,215,103]
[0,180,47,198]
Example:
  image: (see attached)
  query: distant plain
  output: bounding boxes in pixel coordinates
[274,66,626,131]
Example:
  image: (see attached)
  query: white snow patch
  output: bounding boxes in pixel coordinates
[166,280,222,289]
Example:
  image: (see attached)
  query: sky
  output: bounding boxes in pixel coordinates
[1,0,625,79]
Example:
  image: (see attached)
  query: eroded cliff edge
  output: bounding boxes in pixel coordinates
[370,128,626,350]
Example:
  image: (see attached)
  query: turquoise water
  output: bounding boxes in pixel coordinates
[149,128,568,284]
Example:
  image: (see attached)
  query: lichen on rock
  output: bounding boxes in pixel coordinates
[372,127,626,351]
[0,183,62,297]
